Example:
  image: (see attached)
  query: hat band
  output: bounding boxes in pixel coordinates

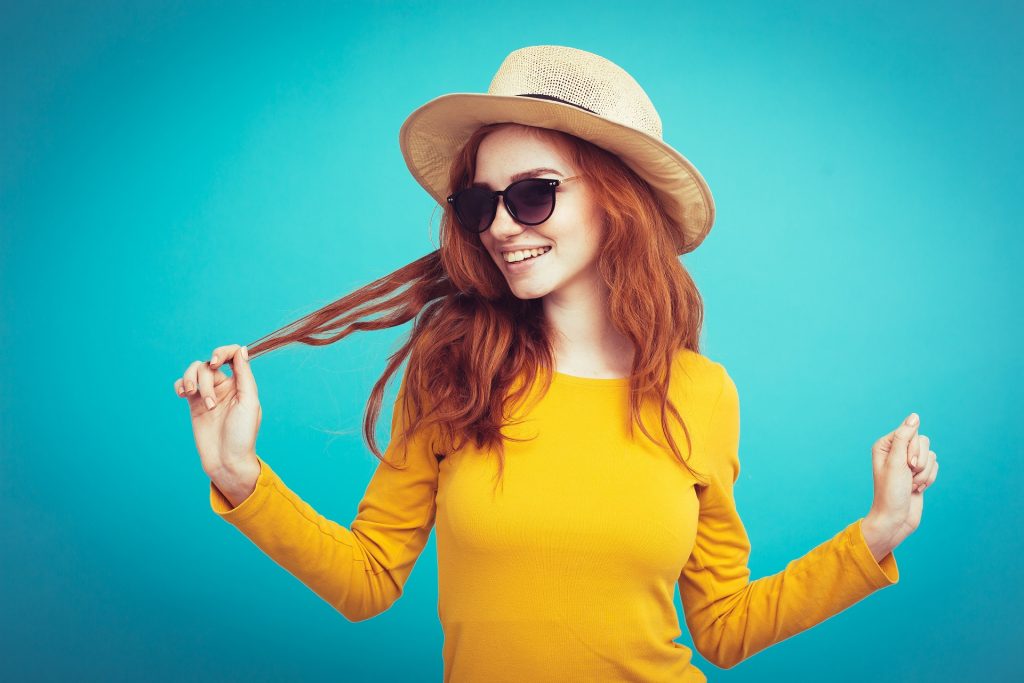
[516,93,597,115]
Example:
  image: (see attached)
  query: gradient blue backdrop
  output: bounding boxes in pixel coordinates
[2,1,1020,681]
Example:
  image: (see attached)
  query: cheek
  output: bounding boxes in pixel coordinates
[477,236,497,262]
[581,221,607,261]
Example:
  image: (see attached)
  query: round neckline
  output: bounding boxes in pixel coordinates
[552,370,630,387]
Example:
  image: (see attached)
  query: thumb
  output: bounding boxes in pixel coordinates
[888,412,919,467]
[231,345,259,403]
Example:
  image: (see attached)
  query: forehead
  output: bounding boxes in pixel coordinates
[472,126,571,187]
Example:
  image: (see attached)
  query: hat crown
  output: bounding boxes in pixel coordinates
[486,45,663,140]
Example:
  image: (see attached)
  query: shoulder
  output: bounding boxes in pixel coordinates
[672,347,733,393]
[672,349,741,484]
[671,348,740,428]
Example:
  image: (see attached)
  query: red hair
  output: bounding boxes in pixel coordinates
[244,123,709,490]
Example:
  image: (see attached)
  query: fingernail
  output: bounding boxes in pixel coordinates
[911,456,918,467]
[905,413,919,426]
[205,397,215,410]
[242,346,249,361]
[211,355,218,365]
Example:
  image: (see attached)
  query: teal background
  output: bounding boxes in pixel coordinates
[2,1,1020,680]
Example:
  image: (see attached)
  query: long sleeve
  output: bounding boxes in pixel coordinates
[678,364,899,670]
[209,375,440,622]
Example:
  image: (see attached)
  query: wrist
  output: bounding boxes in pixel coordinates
[212,455,261,508]
[861,514,897,563]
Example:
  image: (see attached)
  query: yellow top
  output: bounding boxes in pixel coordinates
[210,349,898,681]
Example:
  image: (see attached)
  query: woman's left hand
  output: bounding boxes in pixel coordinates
[863,412,940,556]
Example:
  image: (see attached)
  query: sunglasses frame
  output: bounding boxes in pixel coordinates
[447,175,582,234]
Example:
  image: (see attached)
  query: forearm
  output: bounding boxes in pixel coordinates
[683,517,899,669]
[208,455,436,622]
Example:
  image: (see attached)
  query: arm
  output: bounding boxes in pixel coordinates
[209,375,440,623]
[678,365,899,670]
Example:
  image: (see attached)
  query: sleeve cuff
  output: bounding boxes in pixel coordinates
[209,455,275,524]
[848,517,900,586]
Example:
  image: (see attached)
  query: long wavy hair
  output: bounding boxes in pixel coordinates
[242,122,709,491]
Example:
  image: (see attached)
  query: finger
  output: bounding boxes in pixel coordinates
[914,455,938,493]
[174,374,213,398]
[909,434,927,472]
[889,413,919,469]
[183,360,204,397]
[921,456,937,493]
[917,454,933,485]
[912,434,930,471]
[917,436,933,473]
[231,345,258,403]
[912,449,936,488]
[209,344,242,371]
[196,362,218,410]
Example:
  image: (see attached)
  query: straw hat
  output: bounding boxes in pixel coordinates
[398,45,715,255]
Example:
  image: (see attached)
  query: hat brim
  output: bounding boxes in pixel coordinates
[398,92,715,255]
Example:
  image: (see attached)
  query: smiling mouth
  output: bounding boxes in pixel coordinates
[502,246,553,264]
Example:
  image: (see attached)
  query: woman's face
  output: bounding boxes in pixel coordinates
[474,125,606,302]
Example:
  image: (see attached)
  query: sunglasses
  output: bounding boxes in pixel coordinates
[447,175,582,234]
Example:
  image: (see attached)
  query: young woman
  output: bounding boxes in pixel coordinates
[174,45,938,681]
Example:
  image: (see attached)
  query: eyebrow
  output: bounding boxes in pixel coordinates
[471,167,564,189]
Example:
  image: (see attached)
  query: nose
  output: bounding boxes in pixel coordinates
[487,195,526,239]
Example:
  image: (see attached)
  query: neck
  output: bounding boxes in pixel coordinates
[542,279,634,378]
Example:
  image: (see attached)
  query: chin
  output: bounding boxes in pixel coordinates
[507,282,552,300]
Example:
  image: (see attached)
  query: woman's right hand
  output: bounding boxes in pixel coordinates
[174,344,262,489]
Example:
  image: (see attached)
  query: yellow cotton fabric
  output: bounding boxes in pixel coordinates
[210,349,899,681]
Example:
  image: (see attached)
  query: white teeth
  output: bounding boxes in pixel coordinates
[503,246,551,263]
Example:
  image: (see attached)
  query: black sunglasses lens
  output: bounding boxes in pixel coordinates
[452,179,558,232]
[453,188,496,233]
[508,179,556,224]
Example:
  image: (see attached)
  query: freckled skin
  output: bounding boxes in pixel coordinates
[476,126,607,303]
